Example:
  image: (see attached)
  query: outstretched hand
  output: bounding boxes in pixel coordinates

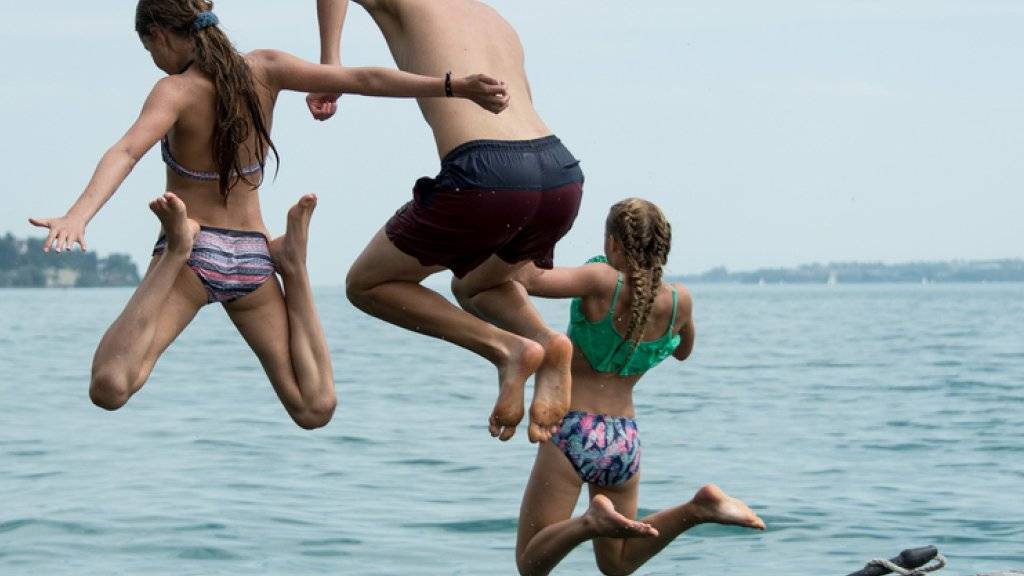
[28,215,87,253]
[455,74,510,114]
[307,93,341,121]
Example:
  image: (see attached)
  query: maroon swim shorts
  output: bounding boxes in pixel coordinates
[385,136,584,278]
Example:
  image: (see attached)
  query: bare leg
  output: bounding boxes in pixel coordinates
[90,192,205,409]
[516,443,656,576]
[453,259,572,443]
[590,483,766,575]
[226,195,336,430]
[346,229,544,440]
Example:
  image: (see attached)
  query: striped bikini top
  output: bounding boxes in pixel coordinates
[567,256,681,376]
[160,136,262,182]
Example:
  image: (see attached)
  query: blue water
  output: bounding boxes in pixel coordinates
[1,284,1022,575]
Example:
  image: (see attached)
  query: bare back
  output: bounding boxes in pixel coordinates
[570,277,692,417]
[160,59,278,234]
[359,0,551,156]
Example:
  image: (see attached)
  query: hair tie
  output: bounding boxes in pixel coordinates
[193,11,219,32]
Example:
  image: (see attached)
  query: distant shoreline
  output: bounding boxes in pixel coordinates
[674,259,1024,285]
[1,234,140,288]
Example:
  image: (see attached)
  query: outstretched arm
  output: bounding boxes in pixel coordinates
[316,0,348,66]
[28,78,186,252]
[515,262,610,300]
[672,285,696,361]
[307,0,350,119]
[255,49,509,113]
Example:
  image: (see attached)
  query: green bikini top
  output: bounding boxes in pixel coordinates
[568,256,682,376]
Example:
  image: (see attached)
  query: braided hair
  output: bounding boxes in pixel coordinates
[605,198,672,346]
[136,0,279,202]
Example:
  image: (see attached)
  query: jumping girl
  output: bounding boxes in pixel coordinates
[513,198,765,575]
[28,0,509,429]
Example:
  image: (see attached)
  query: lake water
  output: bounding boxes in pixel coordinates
[1,283,1022,575]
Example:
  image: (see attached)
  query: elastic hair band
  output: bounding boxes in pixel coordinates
[193,11,219,32]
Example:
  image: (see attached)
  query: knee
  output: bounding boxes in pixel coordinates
[89,372,132,411]
[515,557,536,576]
[291,392,337,430]
[449,278,472,308]
[345,269,372,309]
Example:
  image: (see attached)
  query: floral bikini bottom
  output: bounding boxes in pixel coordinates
[550,410,641,487]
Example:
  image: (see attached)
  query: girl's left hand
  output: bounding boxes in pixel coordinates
[454,74,510,114]
[28,215,87,253]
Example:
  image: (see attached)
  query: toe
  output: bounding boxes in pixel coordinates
[498,425,516,441]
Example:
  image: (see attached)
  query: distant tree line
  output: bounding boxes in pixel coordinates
[679,259,1024,284]
[0,233,140,288]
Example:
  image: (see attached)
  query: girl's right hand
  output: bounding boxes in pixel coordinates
[454,74,510,114]
[306,92,341,121]
[28,215,87,253]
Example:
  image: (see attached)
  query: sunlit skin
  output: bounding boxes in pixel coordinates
[312,0,574,443]
[28,14,508,428]
[509,234,765,575]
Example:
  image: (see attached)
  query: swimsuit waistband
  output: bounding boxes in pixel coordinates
[441,135,563,164]
[563,409,637,423]
[432,134,582,191]
[156,225,269,243]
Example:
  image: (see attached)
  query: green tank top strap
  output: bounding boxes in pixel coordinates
[664,285,679,337]
[607,274,624,320]
[567,255,682,376]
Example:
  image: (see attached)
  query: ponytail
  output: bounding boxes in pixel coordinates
[605,199,672,346]
[136,0,279,202]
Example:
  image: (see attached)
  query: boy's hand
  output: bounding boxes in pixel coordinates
[454,74,510,114]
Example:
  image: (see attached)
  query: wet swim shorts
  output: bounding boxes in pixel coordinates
[385,135,584,278]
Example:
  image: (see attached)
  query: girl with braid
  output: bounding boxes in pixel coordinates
[513,198,765,576]
[29,0,508,428]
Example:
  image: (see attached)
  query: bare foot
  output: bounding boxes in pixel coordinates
[584,494,659,539]
[150,192,199,257]
[690,484,766,530]
[269,194,317,276]
[489,337,544,441]
[527,333,573,443]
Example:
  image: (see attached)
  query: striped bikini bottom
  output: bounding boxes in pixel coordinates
[551,410,641,487]
[153,226,276,304]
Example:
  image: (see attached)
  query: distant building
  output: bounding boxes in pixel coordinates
[0,233,140,288]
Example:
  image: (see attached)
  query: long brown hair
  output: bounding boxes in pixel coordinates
[135,0,279,201]
[606,198,672,346]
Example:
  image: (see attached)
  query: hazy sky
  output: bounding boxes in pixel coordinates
[3,1,1022,285]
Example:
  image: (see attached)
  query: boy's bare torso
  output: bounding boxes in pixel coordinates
[355,0,552,155]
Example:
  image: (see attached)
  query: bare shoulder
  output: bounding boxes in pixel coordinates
[147,75,192,107]
[671,282,693,322]
[244,48,286,75]
[244,49,292,88]
[246,48,282,65]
